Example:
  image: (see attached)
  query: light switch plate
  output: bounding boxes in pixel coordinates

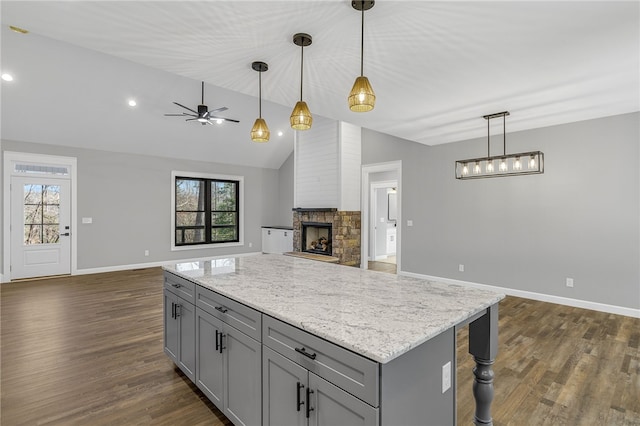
[82,217,92,224]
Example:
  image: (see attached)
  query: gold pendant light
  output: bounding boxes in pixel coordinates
[348,1,376,112]
[290,33,313,130]
[250,61,270,142]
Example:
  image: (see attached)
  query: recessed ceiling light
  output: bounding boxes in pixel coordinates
[128,99,137,107]
[9,25,29,34]
[277,131,283,137]
[215,119,223,125]
[1,73,14,82]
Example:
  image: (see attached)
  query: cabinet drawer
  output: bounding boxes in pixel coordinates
[164,272,195,304]
[263,315,379,407]
[196,286,262,342]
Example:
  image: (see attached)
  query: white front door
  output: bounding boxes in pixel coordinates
[10,176,71,279]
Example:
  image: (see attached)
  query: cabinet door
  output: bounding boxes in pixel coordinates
[263,346,307,426]
[309,373,379,426]
[281,230,293,253]
[163,289,178,362]
[196,308,225,409]
[177,298,196,381]
[224,323,262,426]
[262,228,281,254]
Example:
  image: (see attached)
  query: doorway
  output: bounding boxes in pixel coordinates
[361,161,401,273]
[4,152,77,281]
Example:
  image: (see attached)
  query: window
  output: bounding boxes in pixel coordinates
[173,172,242,248]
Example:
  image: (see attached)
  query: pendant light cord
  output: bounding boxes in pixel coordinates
[259,71,262,118]
[503,113,506,155]
[487,117,490,157]
[300,44,304,101]
[360,5,365,76]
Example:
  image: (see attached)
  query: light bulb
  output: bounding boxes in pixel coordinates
[486,161,494,173]
[514,157,522,170]
[2,73,14,82]
[529,155,536,169]
[499,158,507,172]
[474,162,481,174]
[462,163,469,175]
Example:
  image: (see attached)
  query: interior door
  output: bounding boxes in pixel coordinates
[10,176,71,279]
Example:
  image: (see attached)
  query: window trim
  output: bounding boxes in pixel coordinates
[171,170,244,251]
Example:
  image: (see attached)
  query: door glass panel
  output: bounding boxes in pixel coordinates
[23,184,60,245]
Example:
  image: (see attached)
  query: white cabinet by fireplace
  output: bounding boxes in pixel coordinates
[261,227,293,254]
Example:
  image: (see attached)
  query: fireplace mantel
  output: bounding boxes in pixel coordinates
[292,208,338,212]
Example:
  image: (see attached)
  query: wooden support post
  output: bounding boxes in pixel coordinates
[468,304,499,426]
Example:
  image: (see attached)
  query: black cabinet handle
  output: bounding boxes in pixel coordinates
[219,333,226,353]
[171,283,181,288]
[295,347,317,360]
[215,306,228,314]
[175,304,181,318]
[215,330,220,352]
[306,387,314,418]
[171,302,175,319]
[296,382,304,412]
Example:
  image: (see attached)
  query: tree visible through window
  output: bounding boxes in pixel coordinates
[175,177,239,246]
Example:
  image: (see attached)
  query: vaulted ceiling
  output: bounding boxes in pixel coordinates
[2,1,638,169]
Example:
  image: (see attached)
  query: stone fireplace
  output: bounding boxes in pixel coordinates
[292,208,361,267]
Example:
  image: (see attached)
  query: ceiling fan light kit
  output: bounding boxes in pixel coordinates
[250,61,270,142]
[455,111,544,179]
[348,0,376,112]
[290,33,313,131]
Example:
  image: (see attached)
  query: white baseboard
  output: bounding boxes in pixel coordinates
[75,252,263,276]
[400,271,640,319]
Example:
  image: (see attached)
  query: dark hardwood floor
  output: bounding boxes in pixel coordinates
[1,267,638,425]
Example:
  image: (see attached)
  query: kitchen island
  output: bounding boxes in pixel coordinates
[163,254,504,426]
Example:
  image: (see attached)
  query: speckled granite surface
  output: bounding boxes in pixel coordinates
[163,254,504,363]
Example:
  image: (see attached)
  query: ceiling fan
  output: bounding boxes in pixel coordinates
[165,81,239,125]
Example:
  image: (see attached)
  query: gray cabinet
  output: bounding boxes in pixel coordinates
[262,228,293,254]
[163,275,196,381]
[262,319,379,426]
[196,286,262,426]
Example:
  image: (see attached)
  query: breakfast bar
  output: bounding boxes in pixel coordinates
[163,254,504,426]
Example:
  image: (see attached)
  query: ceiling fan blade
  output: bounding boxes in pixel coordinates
[185,118,198,121]
[209,116,240,123]
[209,106,228,114]
[165,113,195,117]
[173,102,198,114]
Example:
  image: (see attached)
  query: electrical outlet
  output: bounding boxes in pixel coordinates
[566,278,574,288]
[249,242,253,248]
[442,361,451,393]
[144,250,149,257]
[458,264,464,272]
[407,220,413,227]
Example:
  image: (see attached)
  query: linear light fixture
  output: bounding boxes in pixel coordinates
[455,111,544,179]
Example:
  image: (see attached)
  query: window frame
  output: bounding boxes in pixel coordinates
[171,171,244,251]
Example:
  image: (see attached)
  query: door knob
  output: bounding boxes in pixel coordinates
[60,232,70,236]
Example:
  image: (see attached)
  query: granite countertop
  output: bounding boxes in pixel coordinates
[163,254,504,364]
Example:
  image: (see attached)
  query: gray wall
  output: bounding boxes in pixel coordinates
[277,151,294,227]
[2,140,281,271]
[363,112,640,310]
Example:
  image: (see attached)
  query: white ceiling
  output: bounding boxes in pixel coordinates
[1,1,638,169]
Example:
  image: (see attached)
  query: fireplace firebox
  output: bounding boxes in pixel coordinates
[301,222,332,256]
